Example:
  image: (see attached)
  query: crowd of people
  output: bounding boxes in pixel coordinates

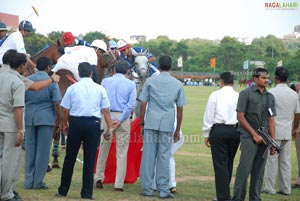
[203,68,300,201]
[1,19,300,201]
[0,20,185,200]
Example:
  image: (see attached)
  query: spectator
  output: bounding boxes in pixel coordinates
[291,83,300,189]
[55,62,113,200]
[232,68,276,201]
[24,56,62,190]
[139,55,186,199]
[95,60,137,191]
[0,53,27,201]
[203,72,240,201]
[263,67,300,195]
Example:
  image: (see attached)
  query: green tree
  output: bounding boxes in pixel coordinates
[217,36,245,71]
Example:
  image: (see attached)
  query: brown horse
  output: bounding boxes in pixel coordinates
[25,41,116,168]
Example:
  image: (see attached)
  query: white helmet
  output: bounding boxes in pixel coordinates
[117,39,130,51]
[91,39,107,52]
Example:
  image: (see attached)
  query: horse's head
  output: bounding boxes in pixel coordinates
[131,47,150,80]
[134,53,149,79]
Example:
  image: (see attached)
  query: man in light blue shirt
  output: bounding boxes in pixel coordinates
[95,60,137,191]
[139,55,186,199]
[56,62,113,200]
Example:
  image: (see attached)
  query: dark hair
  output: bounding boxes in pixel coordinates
[115,60,130,74]
[252,67,268,78]
[290,83,296,91]
[78,62,92,78]
[220,72,234,85]
[275,66,288,82]
[9,53,27,69]
[36,56,51,71]
[158,55,172,71]
[2,49,17,64]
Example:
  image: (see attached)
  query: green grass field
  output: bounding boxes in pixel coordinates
[16,86,300,200]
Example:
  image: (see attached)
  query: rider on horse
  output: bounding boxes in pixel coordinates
[62,31,91,47]
[117,39,159,78]
[0,20,36,71]
[0,21,9,47]
[52,39,107,83]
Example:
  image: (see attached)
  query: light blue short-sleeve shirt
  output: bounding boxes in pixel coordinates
[139,72,186,132]
[61,77,110,118]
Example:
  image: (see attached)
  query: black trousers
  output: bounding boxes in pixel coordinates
[210,124,240,201]
[58,116,100,198]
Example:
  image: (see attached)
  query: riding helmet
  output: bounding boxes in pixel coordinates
[91,39,107,52]
[117,39,130,51]
[0,21,8,31]
[19,20,33,32]
[62,32,75,45]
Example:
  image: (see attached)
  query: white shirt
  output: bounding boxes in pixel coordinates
[61,78,110,118]
[52,46,97,81]
[0,31,26,64]
[202,86,239,138]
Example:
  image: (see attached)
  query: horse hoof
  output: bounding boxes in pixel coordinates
[52,160,60,168]
[47,164,52,172]
[52,163,60,168]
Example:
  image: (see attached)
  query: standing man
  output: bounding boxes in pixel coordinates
[0,20,36,68]
[232,68,276,201]
[24,56,62,190]
[0,49,60,200]
[291,83,300,189]
[139,55,186,199]
[56,62,113,200]
[0,53,27,201]
[203,72,240,201]
[95,60,137,191]
[263,67,300,195]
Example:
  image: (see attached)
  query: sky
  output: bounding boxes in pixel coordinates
[1,0,300,42]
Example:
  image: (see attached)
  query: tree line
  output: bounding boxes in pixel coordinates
[23,30,300,81]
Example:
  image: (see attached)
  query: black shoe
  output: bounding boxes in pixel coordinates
[12,192,22,201]
[55,192,66,197]
[114,188,124,192]
[140,192,153,197]
[34,183,49,190]
[13,191,22,200]
[160,194,175,199]
[292,183,300,188]
[96,180,103,189]
[81,196,95,200]
[47,164,52,172]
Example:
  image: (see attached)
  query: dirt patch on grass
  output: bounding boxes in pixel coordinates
[176,175,215,182]
[176,151,211,157]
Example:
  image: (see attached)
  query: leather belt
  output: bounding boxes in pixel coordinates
[110,110,122,113]
[213,123,238,128]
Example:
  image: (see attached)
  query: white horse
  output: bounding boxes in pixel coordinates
[130,50,158,117]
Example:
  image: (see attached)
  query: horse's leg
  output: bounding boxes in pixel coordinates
[52,130,61,168]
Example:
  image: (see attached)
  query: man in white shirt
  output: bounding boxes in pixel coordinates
[0,20,36,68]
[203,72,240,201]
[52,39,107,83]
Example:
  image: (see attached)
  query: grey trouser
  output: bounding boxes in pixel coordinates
[232,133,267,201]
[0,132,22,200]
